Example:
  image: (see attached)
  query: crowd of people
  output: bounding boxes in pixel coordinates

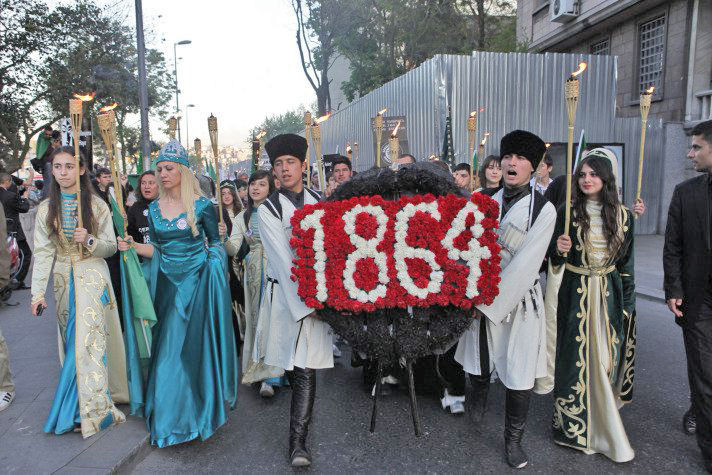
[0,119,710,471]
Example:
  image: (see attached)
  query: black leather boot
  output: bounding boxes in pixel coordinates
[683,405,697,435]
[504,388,531,469]
[469,374,490,422]
[287,367,316,467]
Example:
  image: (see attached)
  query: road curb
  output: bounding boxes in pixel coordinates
[113,435,151,474]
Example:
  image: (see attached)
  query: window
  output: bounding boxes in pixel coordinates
[637,15,666,94]
[590,39,610,56]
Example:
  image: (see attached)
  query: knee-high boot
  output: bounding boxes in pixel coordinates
[469,374,490,422]
[504,388,531,469]
[287,367,316,467]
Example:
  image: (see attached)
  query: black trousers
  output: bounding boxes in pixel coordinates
[16,239,32,284]
[683,291,712,463]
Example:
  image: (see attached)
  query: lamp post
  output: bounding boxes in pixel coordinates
[173,39,191,143]
[185,104,195,150]
[134,0,151,172]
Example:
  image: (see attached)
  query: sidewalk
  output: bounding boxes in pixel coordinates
[0,286,149,473]
[0,234,667,473]
[634,234,665,303]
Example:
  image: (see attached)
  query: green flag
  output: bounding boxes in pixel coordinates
[109,197,156,360]
[574,130,587,169]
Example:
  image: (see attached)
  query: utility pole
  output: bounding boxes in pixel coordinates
[135,0,151,171]
[174,39,192,144]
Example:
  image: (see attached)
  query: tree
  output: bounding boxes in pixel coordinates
[0,0,173,173]
[292,0,345,116]
[312,0,520,102]
[248,105,310,145]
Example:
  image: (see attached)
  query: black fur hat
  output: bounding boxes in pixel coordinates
[500,130,546,170]
[265,133,307,166]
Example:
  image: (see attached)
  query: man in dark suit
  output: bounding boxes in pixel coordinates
[664,120,712,473]
[0,173,31,290]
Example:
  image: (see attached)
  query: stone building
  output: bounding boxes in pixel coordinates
[517,0,712,230]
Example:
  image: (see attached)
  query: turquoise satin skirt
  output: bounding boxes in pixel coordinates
[44,272,81,434]
[144,246,238,447]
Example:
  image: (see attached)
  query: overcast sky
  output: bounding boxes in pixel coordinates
[103,0,316,154]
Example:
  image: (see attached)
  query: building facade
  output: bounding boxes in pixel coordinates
[517,0,712,230]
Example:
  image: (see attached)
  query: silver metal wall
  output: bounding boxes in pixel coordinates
[315,52,664,233]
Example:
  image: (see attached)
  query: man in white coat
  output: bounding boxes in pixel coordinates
[456,130,556,469]
[258,133,334,467]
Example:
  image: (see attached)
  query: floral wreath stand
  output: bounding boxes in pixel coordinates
[291,164,501,437]
[316,306,475,436]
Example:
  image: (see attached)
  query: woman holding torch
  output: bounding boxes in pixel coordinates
[31,146,129,438]
[549,153,643,462]
[117,140,238,447]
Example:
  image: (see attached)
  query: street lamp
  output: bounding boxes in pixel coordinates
[185,104,195,150]
[173,39,192,143]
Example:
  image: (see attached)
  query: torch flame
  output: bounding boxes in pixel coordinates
[99,103,118,113]
[480,132,490,146]
[645,86,655,94]
[314,113,331,124]
[571,62,587,78]
[469,111,477,117]
[73,92,96,102]
[346,144,352,153]
[377,108,387,116]
[256,130,267,139]
[391,120,401,138]
[545,143,552,149]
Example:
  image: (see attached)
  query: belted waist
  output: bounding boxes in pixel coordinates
[565,263,616,277]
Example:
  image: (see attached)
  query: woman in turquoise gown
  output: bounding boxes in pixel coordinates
[118,140,238,447]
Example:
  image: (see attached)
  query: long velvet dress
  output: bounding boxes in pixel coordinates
[143,196,238,447]
[549,201,636,462]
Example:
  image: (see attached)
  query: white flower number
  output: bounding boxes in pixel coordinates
[441,201,491,298]
[299,209,328,302]
[342,205,390,303]
[394,202,443,299]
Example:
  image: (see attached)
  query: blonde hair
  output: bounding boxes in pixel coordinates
[158,164,203,237]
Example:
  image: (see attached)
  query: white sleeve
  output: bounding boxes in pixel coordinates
[476,203,556,325]
[258,204,312,322]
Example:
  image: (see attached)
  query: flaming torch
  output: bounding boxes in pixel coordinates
[304,112,313,186]
[168,116,178,140]
[389,121,401,168]
[312,113,330,192]
[375,108,387,168]
[635,85,654,217]
[468,111,477,191]
[346,143,353,162]
[207,114,223,225]
[97,103,127,239]
[353,142,359,167]
[563,62,587,254]
[69,93,94,249]
[194,138,202,173]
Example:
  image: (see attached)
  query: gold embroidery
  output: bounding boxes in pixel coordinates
[553,273,588,445]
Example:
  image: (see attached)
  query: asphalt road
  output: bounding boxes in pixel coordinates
[130,297,706,474]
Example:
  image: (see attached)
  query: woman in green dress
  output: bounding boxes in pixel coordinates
[549,153,643,463]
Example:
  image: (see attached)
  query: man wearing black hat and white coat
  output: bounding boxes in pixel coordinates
[455,130,556,469]
[257,133,334,467]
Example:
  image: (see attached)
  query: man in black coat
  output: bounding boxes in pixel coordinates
[0,173,32,289]
[663,120,712,473]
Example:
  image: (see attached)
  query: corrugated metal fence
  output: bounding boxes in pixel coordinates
[315,52,664,233]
